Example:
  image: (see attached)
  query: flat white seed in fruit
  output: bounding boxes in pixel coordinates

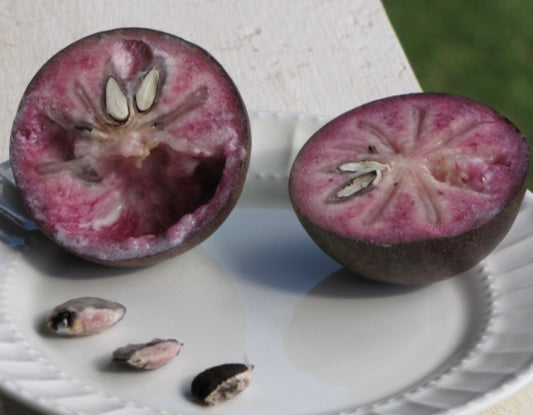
[337,160,389,176]
[105,76,129,122]
[46,297,126,336]
[191,363,253,406]
[336,172,377,198]
[135,68,159,112]
[336,160,389,198]
[112,338,183,370]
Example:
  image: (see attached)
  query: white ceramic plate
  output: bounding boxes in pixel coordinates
[0,111,532,415]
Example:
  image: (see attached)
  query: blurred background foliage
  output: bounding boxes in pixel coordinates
[382,0,533,188]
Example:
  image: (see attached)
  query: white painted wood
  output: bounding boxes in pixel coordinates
[0,0,420,160]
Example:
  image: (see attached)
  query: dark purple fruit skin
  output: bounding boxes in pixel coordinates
[10,28,251,267]
[294,180,527,285]
[289,93,530,285]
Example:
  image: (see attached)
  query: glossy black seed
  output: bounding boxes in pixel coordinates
[191,363,253,406]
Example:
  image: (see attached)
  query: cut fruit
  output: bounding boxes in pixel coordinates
[289,93,530,284]
[10,28,251,266]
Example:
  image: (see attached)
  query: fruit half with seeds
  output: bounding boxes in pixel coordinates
[289,93,530,284]
[10,28,250,266]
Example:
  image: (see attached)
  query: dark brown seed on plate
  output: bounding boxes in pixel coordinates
[191,363,253,406]
[112,338,183,370]
[46,297,126,336]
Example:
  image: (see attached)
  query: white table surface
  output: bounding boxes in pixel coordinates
[0,1,531,414]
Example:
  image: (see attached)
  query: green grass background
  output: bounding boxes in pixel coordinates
[382,0,533,189]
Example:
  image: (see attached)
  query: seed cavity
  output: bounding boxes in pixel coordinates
[191,363,254,406]
[105,76,130,122]
[46,297,126,336]
[336,160,389,198]
[135,68,159,112]
[45,71,210,178]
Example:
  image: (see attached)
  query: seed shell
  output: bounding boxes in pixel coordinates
[191,363,253,406]
[46,297,126,336]
[135,68,160,112]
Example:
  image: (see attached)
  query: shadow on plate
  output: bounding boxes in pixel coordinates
[306,267,421,299]
[216,222,421,298]
[14,232,145,280]
[95,354,141,374]
[33,310,57,339]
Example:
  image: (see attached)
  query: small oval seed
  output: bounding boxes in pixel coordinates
[135,68,160,112]
[337,160,388,175]
[112,338,183,370]
[191,363,253,406]
[336,172,377,198]
[46,297,126,336]
[105,76,129,122]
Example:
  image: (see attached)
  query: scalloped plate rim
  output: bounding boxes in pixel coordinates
[0,110,531,415]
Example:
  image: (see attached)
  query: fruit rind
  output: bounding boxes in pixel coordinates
[294,180,526,284]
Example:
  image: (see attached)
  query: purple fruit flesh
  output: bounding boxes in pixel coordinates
[289,93,529,284]
[10,28,250,266]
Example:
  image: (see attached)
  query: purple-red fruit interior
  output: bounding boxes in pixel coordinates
[290,94,529,244]
[10,29,249,263]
